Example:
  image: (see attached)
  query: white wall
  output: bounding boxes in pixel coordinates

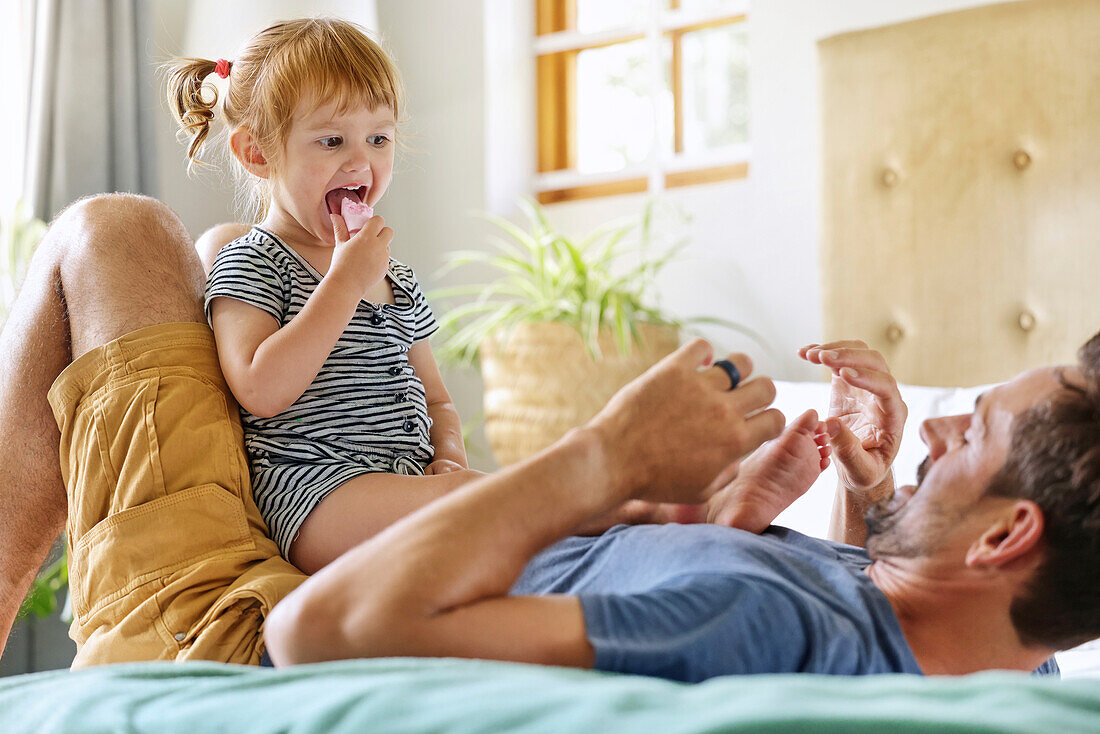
[146,0,1019,467]
[372,0,494,460]
[504,0,1020,381]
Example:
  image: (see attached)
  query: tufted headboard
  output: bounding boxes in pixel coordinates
[819,0,1100,387]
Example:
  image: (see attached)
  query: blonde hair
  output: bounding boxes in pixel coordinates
[161,17,403,219]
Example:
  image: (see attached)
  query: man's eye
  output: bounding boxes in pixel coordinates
[318,137,342,149]
[369,135,390,147]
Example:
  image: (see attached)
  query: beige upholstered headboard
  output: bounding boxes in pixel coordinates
[820,0,1100,387]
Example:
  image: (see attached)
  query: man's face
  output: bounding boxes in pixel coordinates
[865,367,1073,560]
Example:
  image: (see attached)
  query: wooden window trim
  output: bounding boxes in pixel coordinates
[537,161,749,205]
[535,0,749,203]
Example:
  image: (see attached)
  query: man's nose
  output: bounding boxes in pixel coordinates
[919,414,969,460]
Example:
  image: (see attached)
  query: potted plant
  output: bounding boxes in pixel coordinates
[433,199,759,466]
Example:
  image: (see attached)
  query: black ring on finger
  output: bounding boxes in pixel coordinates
[712,359,741,391]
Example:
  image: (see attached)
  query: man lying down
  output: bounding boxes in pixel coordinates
[1,196,1095,679]
[265,334,1099,679]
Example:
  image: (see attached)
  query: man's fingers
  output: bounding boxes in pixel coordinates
[825,417,866,464]
[673,338,716,370]
[701,352,753,391]
[799,340,872,365]
[817,347,889,375]
[836,367,904,410]
[728,376,776,416]
[799,339,868,356]
[743,408,785,453]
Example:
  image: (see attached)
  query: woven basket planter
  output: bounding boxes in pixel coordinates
[480,321,680,466]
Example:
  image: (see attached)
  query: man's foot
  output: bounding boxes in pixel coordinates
[707,410,829,533]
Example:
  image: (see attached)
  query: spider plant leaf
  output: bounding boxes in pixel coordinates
[479,212,542,257]
[681,316,771,351]
[484,233,532,262]
[590,221,636,268]
[577,216,632,251]
[444,251,537,282]
[517,197,554,238]
[580,300,602,359]
[612,294,632,355]
[428,282,528,302]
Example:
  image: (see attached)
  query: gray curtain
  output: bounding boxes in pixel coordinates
[24,0,157,221]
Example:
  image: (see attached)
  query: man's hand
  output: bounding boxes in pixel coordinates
[327,213,392,296]
[424,459,465,475]
[706,409,830,534]
[587,339,784,507]
[799,341,905,504]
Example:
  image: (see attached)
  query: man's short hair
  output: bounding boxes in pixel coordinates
[987,330,1100,650]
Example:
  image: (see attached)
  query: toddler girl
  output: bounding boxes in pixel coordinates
[164,18,478,573]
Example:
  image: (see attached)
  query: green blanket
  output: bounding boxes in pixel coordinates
[1,658,1097,733]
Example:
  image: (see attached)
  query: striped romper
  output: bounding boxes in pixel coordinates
[205,226,438,556]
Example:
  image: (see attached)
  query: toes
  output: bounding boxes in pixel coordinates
[786,409,819,434]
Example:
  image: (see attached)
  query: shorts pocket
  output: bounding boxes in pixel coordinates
[147,368,244,498]
[91,376,165,518]
[69,483,254,621]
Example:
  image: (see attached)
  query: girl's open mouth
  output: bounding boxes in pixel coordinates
[324,185,368,215]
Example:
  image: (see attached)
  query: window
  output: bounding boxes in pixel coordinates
[535,0,749,204]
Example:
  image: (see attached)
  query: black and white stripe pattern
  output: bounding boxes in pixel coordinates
[205,226,438,554]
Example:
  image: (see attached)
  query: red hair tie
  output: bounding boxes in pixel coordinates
[214,58,231,79]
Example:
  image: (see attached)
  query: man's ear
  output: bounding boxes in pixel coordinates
[966,500,1044,569]
[229,127,271,179]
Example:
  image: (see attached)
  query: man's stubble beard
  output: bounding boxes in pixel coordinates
[865,455,958,559]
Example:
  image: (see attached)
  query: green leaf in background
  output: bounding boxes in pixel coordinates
[18,545,69,622]
[1,200,48,325]
[431,198,764,367]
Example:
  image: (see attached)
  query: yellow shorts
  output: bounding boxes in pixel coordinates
[48,322,305,668]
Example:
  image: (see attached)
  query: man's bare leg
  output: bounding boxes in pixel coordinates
[0,194,205,657]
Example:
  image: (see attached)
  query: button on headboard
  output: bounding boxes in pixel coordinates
[819,0,1100,386]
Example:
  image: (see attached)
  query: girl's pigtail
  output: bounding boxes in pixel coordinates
[162,57,221,171]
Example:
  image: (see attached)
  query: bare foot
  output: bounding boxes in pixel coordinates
[707,409,830,534]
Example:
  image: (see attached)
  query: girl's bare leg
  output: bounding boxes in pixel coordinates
[289,469,485,573]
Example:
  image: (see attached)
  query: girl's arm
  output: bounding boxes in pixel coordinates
[213,215,393,419]
[210,277,363,418]
[408,339,468,472]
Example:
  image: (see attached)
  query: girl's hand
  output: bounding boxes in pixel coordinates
[424,459,465,475]
[327,212,392,296]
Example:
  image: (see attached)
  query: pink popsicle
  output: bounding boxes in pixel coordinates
[341,197,374,234]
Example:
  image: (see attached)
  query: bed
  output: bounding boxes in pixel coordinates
[2,658,1099,734]
[3,0,1099,730]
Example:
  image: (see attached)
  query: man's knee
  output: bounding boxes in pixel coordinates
[53,193,202,287]
[48,194,206,353]
[57,193,190,254]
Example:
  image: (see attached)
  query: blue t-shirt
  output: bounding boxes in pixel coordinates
[512,524,923,682]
